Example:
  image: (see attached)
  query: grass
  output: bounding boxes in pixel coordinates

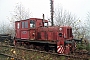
[0,46,66,60]
[0,55,10,60]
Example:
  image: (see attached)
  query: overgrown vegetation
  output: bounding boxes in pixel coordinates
[0,46,66,60]
[76,39,90,52]
[77,43,86,50]
[86,43,90,51]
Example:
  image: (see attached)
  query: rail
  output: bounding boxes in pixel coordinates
[0,45,89,60]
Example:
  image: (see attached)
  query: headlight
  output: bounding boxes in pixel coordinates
[59,28,62,31]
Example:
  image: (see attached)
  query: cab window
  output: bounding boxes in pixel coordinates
[30,20,35,28]
[22,21,28,28]
[17,23,20,29]
[44,22,48,27]
[22,22,24,28]
[25,22,28,28]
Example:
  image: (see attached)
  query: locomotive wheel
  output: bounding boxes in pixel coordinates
[40,46,44,51]
[49,45,56,53]
[44,44,49,52]
[35,46,44,51]
[51,48,55,53]
[24,43,28,48]
[15,42,21,47]
[29,44,35,49]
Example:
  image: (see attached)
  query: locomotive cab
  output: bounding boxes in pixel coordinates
[15,18,48,40]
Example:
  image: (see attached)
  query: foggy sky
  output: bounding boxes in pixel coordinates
[0,0,90,23]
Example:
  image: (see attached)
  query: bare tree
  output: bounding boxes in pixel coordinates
[54,7,78,26]
[7,3,31,36]
[0,22,7,34]
[86,12,90,31]
[85,12,90,40]
[54,6,84,38]
[0,21,13,34]
[13,3,30,21]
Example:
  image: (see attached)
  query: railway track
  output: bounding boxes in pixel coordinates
[0,53,21,60]
[0,45,90,60]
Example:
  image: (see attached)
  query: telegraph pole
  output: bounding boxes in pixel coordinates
[50,0,54,26]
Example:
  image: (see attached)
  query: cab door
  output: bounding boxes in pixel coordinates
[21,20,29,39]
[29,20,36,40]
[15,21,21,38]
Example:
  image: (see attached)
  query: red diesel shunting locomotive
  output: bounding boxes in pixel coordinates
[14,18,76,54]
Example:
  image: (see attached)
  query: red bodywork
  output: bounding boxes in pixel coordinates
[15,18,73,54]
